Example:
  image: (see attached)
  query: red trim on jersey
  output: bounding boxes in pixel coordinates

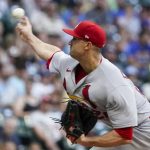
[82,85,90,99]
[75,64,87,84]
[75,57,102,84]
[82,85,97,108]
[46,51,61,69]
[115,127,133,140]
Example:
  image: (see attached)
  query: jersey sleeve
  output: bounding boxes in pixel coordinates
[106,85,138,128]
[115,127,133,140]
[46,51,71,74]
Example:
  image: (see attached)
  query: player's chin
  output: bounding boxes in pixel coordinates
[124,139,132,144]
[70,51,76,59]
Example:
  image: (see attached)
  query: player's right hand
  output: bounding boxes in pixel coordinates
[16,16,33,42]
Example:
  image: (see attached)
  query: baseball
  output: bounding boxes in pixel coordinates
[12,8,25,19]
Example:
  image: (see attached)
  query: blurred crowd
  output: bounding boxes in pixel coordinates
[0,0,150,150]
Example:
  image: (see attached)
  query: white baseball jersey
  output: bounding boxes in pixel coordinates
[47,51,150,150]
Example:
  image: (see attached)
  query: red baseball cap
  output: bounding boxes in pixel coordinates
[63,20,106,48]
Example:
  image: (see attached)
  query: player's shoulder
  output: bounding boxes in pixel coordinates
[51,51,78,66]
[53,51,79,70]
[99,57,129,86]
[99,57,122,78]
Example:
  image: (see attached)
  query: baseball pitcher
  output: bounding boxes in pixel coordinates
[16,17,150,150]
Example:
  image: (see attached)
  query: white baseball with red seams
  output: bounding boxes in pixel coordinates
[12,8,25,19]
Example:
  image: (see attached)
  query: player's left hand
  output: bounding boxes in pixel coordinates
[67,134,86,144]
[75,134,86,145]
[58,100,97,144]
[67,134,85,145]
[67,135,77,143]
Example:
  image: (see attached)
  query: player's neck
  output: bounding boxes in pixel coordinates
[79,53,102,74]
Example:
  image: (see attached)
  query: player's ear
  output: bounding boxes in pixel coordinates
[84,41,92,50]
